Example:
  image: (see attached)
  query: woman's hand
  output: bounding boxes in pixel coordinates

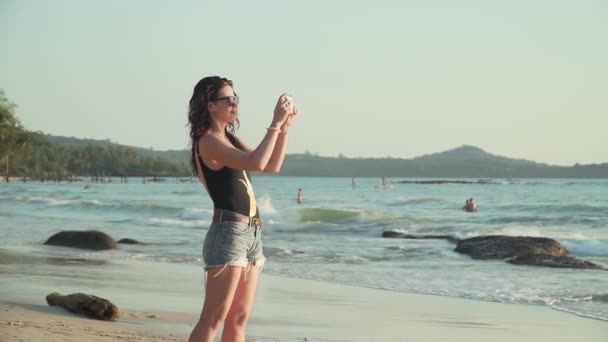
[281,106,298,133]
[272,94,294,127]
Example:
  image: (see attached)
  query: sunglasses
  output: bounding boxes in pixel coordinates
[212,94,239,106]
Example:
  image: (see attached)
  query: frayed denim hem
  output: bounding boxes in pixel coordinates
[204,256,266,281]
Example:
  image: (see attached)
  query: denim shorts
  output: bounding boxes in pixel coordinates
[202,220,265,271]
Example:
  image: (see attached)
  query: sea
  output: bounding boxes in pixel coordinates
[1,177,607,321]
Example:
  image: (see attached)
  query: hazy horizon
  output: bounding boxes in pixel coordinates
[42,134,608,167]
[1,0,606,166]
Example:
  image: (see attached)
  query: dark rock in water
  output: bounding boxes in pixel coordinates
[44,230,117,250]
[506,255,604,269]
[117,238,145,245]
[382,231,460,244]
[382,231,605,270]
[382,231,407,238]
[455,235,604,270]
[46,292,120,320]
[454,235,567,260]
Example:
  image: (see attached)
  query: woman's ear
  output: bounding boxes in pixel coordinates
[207,101,215,113]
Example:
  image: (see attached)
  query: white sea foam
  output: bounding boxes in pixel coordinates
[561,239,608,256]
[264,246,297,257]
[257,194,278,216]
[145,217,209,228]
[27,196,72,206]
[497,226,545,237]
[181,208,213,220]
[344,255,369,264]
[81,199,106,206]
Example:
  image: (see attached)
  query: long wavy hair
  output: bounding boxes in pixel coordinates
[187,76,243,174]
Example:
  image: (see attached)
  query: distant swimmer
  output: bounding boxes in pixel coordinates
[381,176,388,187]
[352,176,356,189]
[84,184,93,190]
[464,198,478,212]
[297,188,304,204]
[469,198,478,211]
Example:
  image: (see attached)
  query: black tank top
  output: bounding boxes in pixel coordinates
[197,144,260,218]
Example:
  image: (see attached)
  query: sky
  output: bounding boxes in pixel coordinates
[1,0,606,166]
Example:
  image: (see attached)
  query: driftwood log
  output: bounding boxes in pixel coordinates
[46,292,120,320]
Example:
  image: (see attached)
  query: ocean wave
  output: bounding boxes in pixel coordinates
[485,215,602,226]
[79,199,106,206]
[264,246,306,257]
[0,249,110,266]
[485,216,553,225]
[26,196,72,206]
[424,226,592,242]
[555,294,608,304]
[344,255,370,264]
[561,239,608,256]
[102,202,184,215]
[496,226,587,240]
[123,252,202,264]
[270,247,396,264]
[257,194,278,216]
[297,207,361,223]
[550,305,608,322]
[145,217,209,229]
[316,252,374,264]
[106,218,133,223]
[181,208,213,221]
[274,221,335,234]
[395,214,440,225]
[264,210,393,233]
[385,197,446,207]
[385,245,409,252]
[171,190,199,195]
[495,203,608,215]
[12,194,185,215]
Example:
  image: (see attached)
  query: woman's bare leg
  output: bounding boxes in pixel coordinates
[221,264,262,342]
[189,266,243,342]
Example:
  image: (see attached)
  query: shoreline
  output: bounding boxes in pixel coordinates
[1,259,606,341]
[266,272,608,323]
[2,176,608,183]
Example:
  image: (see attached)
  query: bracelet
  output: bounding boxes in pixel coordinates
[267,126,281,132]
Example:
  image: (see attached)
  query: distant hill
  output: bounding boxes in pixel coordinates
[279,146,607,178]
[45,135,608,178]
[414,145,537,164]
[45,135,189,165]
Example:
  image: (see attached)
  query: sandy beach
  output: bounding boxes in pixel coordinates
[1,259,606,342]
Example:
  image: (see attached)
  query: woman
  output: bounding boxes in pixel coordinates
[187,76,296,342]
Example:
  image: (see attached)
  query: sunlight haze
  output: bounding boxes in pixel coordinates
[1,0,606,166]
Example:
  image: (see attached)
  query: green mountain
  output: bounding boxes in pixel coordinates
[279,145,607,178]
[44,135,189,165]
[37,135,608,178]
